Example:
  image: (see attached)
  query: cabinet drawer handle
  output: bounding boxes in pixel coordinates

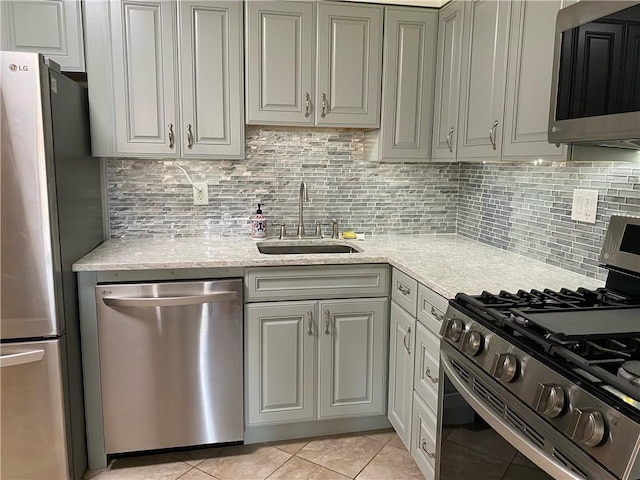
[426,366,439,383]
[186,123,194,149]
[398,284,411,296]
[489,120,498,150]
[305,92,311,117]
[421,439,435,458]
[307,310,314,335]
[324,309,331,335]
[168,123,175,149]
[446,127,454,152]
[321,93,327,117]
[403,327,411,354]
[430,306,444,322]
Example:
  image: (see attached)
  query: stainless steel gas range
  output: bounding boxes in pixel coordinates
[438,215,640,480]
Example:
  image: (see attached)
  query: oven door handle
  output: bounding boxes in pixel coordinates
[441,353,585,480]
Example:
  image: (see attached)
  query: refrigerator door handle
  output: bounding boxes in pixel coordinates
[0,349,45,368]
[102,291,237,308]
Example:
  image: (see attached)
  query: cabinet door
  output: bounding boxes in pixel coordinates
[109,0,178,157]
[379,7,437,162]
[179,1,244,158]
[316,2,383,127]
[318,298,387,418]
[431,1,464,161]
[457,0,511,160]
[502,0,569,160]
[387,301,415,450]
[1,0,85,72]
[245,1,314,126]
[246,302,316,425]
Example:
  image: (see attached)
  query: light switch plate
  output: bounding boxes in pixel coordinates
[571,189,598,223]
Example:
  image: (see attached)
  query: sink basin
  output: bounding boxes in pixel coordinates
[256,241,361,255]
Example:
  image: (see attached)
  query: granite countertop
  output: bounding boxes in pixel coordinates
[73,234,604,298]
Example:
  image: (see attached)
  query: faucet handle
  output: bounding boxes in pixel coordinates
[279,223,287,239]
[331,218,339,239]
[315,221,323,238]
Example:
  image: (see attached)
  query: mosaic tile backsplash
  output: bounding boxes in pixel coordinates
[106,127,639,280]
[106,127,460,239]
[457,161,640,280]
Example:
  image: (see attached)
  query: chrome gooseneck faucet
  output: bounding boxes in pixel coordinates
[297,180,309,238]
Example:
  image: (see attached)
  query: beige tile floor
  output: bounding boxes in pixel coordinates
[83,429,425,480]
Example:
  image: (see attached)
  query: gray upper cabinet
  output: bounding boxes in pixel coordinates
[501,0,570,161]
[431,1,464,161]
[84,0,244,158]
[109,0,178,157]
[316,2,382,128]
[1,0,85,72]
[378,6,438,162]
[245,1,383,128]
[178,1,244,158]
[457,0,511,161]
[245,1,314,126]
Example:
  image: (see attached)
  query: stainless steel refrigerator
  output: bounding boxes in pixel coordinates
[1,52,103,480]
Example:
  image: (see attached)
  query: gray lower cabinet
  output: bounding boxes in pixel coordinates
[245,1,383,128]
[431,0,465,161]
[246,297,388,425]
[376,6,438,162]
[1,0,85,72]
[246,301,316,425]
[84,0,244,158]
[387,301,415,449]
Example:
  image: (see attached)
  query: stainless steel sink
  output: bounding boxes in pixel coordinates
[256,241,361,255]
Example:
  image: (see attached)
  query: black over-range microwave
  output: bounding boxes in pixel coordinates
[548,1,640,149]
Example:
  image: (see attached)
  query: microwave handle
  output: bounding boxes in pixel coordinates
[441,352,584,480]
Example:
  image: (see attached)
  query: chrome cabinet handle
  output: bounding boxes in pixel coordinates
[398,284,411,296]
[168,123,175,149]
[403,327,411,354]
[186,124,194,149]
[324,309,331,334]
[446,127,454,152]
[307,310,314,335]
[421,439,436,458]
[489,120,498,150]
[305,92,311,117]
[426,366,439,383]
[102,291,236,308]
[321,93,327,117]
[0,349,45,368]
[430,306,444,322]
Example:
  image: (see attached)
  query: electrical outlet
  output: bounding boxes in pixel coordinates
[571,189,598,224]
[192,182,208,205]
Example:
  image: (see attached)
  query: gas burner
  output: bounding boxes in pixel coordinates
[619,361,640,389]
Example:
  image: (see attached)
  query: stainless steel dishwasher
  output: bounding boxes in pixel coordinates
[95,279,243,454]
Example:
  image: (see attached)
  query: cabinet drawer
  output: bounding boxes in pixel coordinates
[245,265,389,302]
[411,391,437,478]
[417,283,448,336]
[391,269,418,316]
[414,323,440,403]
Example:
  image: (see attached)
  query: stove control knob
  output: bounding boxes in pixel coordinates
[571,409,607,448]
[533,384,565,418]
[492,353,518,383]
[461,330,483,356]
[443,318,464,343]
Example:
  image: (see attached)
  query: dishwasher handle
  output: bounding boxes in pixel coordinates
[0,349,45,368]
[102,291,237,308]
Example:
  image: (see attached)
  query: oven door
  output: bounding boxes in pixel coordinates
[437,343,615,480]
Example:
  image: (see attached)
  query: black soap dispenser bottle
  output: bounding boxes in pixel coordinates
[251,204,266,239]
